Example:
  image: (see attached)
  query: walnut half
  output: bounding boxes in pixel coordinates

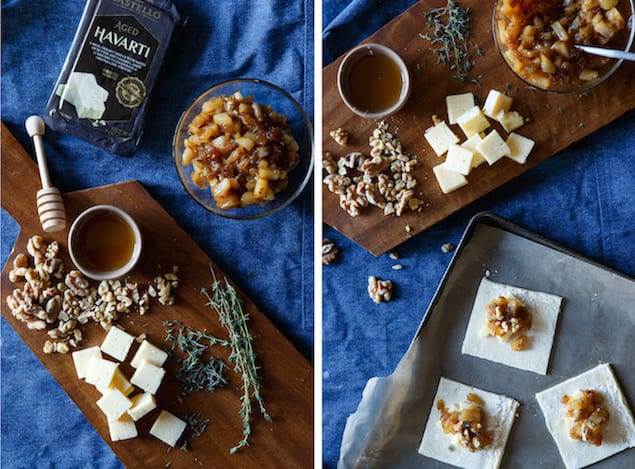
[367,276,393,303]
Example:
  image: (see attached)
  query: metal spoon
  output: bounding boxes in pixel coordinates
[575,45,635,61]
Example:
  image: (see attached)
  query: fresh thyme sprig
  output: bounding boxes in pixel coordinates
[419,0,478,82]
[202,268,271,454]
[163,320,228,402]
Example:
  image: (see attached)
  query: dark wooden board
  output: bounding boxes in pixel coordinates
[1,123,313,468]
[322,0,635,255]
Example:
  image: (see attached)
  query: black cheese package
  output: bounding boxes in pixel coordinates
[44,0,182,155]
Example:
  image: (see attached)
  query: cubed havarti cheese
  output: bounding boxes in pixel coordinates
[97,387,132,421]
[72,346,102,380]
[130,359,165,394]
[128,392,157,421]
[446,93,475,125]
[482,89,513,119]
[496,110,524,133]
[101,326,135,362]
[506,132,535,164]
[130,340,168,369]
[424,120,459,156]
[444,144,474,176]
[150,410,187,447]
[461,133,486,168]
[477,130,511,165]
[432,163,468,194]
[108,413,138,442]
[456,106,490,138]
[85,356,119,391]
[110,367,135,396]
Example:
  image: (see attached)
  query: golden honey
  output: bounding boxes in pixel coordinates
[75,212,135,272]
[345,51,403,113]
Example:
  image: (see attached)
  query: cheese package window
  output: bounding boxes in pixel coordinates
[419,377,519,469]
[461,277,563,375]
[536,364,635,469]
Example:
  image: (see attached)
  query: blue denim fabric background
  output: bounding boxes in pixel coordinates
[322,1,635,467]
[1,0,313,467]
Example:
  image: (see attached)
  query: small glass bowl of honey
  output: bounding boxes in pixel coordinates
[337,43,411,119]
[68,205,142,281]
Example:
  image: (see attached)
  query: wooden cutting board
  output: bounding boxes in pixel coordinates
[323,0,635,256]
[1,123,313,468]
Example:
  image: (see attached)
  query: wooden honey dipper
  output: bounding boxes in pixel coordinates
[25,115,67,232]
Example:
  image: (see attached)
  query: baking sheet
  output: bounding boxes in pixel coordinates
[338,212,635,468]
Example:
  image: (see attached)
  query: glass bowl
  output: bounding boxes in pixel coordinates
[493,0,635,93]
[173,78,313,219]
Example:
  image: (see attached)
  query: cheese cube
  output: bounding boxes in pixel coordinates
[433,163,468,194]
[424,121,459,156]
[457,106,490,138]
[477,130,511,165]
[150,410,187,447]
[101,326,135,362]
[444,144,474,176]
[482,89,513,119]
[72,346,102,379]
[110,368,135,396]
[97,387,132,421]
[108,413,138,442]
[127,392,157,421]
[497,110,524,133]
[446,93,475,124]
[130,359,165,394]
[130,340,168,369]
[461,133,486,168]
[506,132,535,164]
[85,357,118,391]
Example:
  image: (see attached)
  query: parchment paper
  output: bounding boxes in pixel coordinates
[338,213,635,468]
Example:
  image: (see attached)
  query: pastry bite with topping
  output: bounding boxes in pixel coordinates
[536,363,635,469]
[462,277,563,375]
[484,295,532,351]
[419,377,519,469]
[562,389,609,446]
[437,393,494,452]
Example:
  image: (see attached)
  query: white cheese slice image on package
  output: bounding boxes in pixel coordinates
[461,277,563,374]
[536,363,635,469]
[419,377,519,469]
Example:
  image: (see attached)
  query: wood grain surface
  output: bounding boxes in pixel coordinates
[322,0,635,255]
[1,123,313,468]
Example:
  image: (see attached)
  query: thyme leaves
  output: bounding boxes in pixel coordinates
[420,0,479,83]
[163,320,228,402]
[202,272,271,454]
